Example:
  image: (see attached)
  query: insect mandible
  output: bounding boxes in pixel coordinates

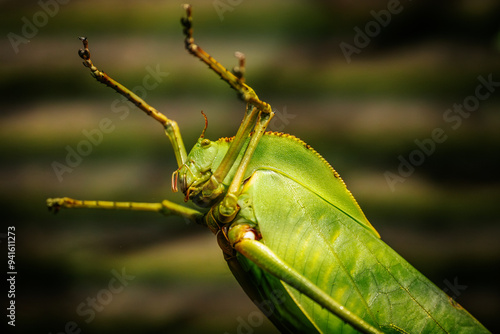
[47,5,490,334]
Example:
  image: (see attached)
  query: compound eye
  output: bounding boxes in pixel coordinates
[201,139,211,147]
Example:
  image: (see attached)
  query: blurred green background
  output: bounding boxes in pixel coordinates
[1,0,499,333]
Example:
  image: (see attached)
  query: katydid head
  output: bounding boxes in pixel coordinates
[172,136,226,207]
[173,138,216,197]
[172,111,221,206]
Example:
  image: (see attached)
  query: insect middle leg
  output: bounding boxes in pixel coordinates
[47,197,204,224]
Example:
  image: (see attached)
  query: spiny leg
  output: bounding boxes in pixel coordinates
[182,5,247,100]
[181,4,274,201]
[78,37,187,167]
[181,5,271,113]
[47,197,204,224]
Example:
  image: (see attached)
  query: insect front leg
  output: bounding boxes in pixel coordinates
[77,37,187,167]
[47,197,204,224]
[227,223,383,334]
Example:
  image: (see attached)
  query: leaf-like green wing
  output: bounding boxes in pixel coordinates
[237,169,489,334]
[241,133,380,237]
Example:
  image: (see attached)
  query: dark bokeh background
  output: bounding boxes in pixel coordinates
[1,0,499,333]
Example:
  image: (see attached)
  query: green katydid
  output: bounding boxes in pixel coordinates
[47,5,490,334]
